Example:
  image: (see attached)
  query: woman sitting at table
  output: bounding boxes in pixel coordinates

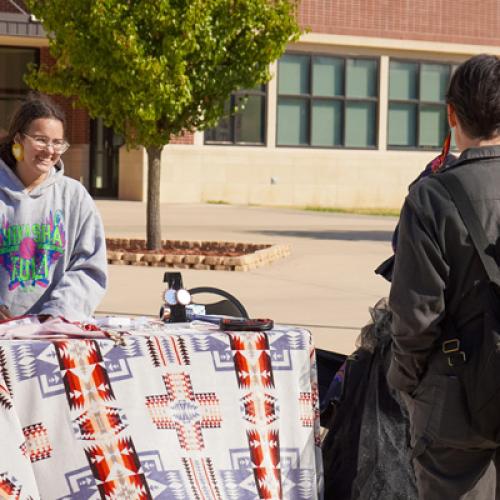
[0,93,107,321]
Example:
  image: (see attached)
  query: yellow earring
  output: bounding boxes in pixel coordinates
[11,143,24,162]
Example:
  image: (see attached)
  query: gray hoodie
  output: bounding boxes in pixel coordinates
[0,158,107,320]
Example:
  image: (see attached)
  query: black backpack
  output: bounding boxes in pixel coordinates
[435,171,500,443]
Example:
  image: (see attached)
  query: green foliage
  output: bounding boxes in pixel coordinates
[25,0,301,148]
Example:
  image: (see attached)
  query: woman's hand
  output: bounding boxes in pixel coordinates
[0,305,13,321]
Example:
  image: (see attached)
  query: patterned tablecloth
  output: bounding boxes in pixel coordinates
[0,322,323,500]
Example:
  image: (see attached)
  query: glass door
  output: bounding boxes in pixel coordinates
[89,118,121,197]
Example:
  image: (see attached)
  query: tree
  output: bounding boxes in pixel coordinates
[25,0,301,249]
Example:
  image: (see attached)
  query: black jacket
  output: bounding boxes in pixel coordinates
[388,146,500,394]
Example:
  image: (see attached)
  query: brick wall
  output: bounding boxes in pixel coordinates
[170,132,194,145]
[63,104,90,145]
[0,0,25,13]
[5,0,498,46]
[299,0,500,46]
[38,48,90,144]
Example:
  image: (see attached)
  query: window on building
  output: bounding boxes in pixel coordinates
[204,86,266,145]
[276,53,379,148]
[388,60,454,149]
[0,47,38,134]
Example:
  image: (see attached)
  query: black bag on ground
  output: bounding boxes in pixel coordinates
[321,349,372,500]
[316,347,347,425]
[321,300,417,500]
[435,173,500,443]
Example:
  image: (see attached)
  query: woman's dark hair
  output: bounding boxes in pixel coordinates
[446,54,500,140]
[0,93,66,167]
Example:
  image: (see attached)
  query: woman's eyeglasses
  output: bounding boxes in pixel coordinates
[23,133,70,155]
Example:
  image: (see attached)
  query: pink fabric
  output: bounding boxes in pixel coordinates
[0,315,105,339]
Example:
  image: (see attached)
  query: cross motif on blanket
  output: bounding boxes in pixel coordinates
[145,372,222,451]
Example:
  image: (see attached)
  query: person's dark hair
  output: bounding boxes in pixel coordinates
[446,54,500,140]
[0,93,66,168]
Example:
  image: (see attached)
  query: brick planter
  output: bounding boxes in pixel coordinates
[106,238,291,271]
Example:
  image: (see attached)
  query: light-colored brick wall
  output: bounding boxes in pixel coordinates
[298,0,500,46]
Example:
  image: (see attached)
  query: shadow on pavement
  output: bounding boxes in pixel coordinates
[247,229,393,242]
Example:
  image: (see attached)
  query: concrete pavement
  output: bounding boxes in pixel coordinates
[96,201,397,354]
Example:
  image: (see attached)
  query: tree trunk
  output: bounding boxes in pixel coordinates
[146,146,163,250]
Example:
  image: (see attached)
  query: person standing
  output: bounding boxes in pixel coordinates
[388,54,500,498]
[0,93,107,321]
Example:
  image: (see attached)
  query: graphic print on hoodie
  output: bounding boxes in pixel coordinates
[0,210,66,292]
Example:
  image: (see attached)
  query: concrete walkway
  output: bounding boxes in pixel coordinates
[96,201,397,354]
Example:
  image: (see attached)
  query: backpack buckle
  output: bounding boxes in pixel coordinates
[442,339,466,366]
[442,339,460,354]
[447,351,466,367]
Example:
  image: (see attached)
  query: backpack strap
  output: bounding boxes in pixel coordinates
[433,172,500,287]
[433,172,500,367]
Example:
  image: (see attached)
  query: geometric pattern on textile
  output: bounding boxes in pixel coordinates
[145,336,190,367]
[53,340,152,499]
[0,326,322,499]
[145,372,222,451]
[268,329,310,369]
[11,339,143,400]
[85,439,151,499]
[139,451,187,499]
[220,448,315,500]
[22,422,52,462]
[0,472,22,499]
[248,429,281,499]
[0,347,12,410]
[191,334,235,372]
[96,338,144,382]
[182,457,222,500]
[19,442,28,459]
[56,342,115,411]
[219,457,259,499]
[230,333,274,389]
[295,344,323,447]
[73,406,128,440]
[299,391,318,428]
[57,451,194,500]
[57,464,100,499]
[12,342,65,399]
[186,326,312,376]
[228,332,282,499]
[280,448,317,500]
[240,392,279,426]
[192,330,307,373]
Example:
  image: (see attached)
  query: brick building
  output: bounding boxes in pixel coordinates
[1,1,499,207]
